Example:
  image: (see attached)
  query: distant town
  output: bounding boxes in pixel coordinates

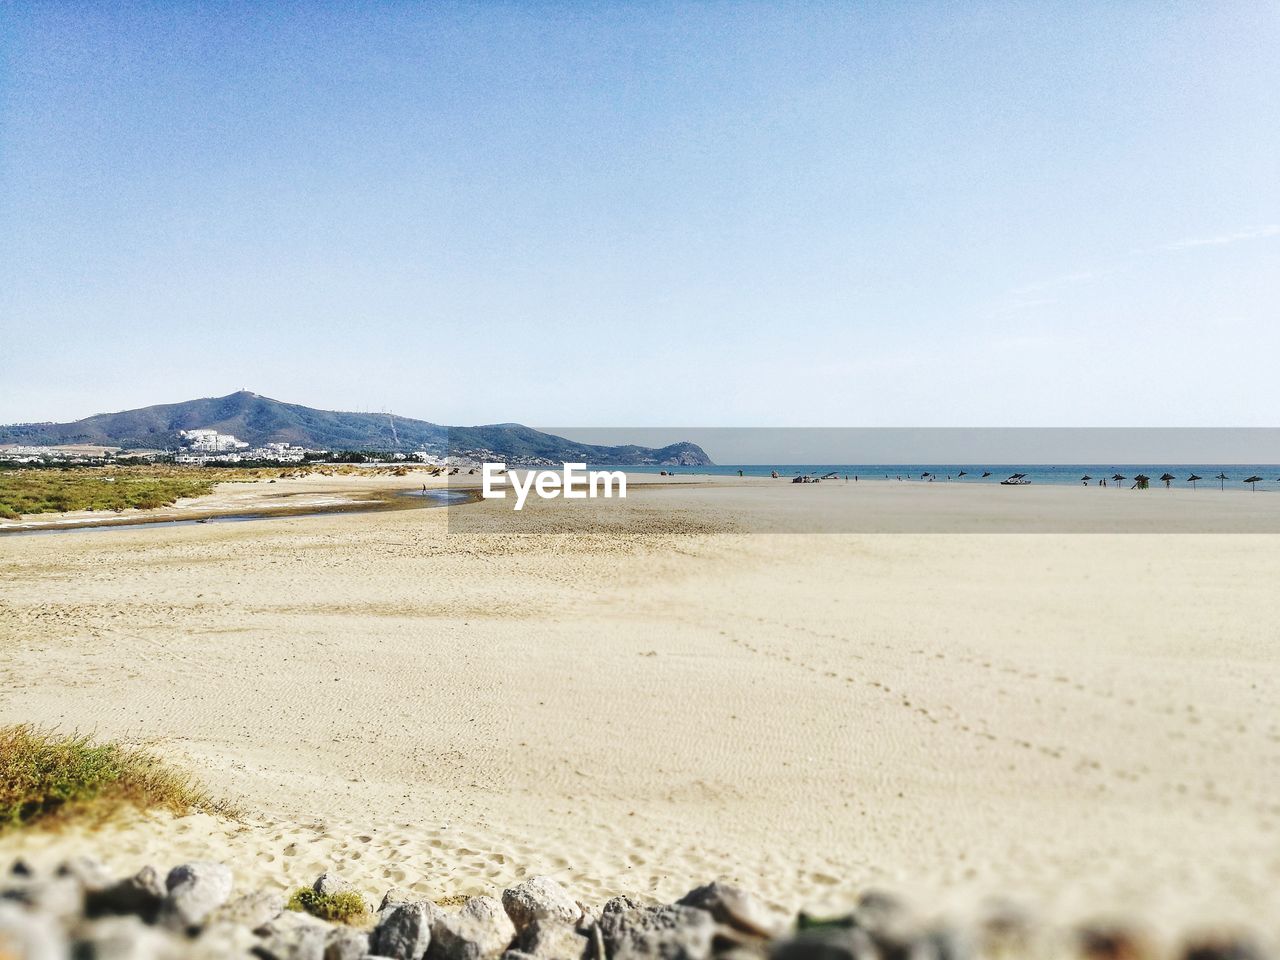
[0,427,460,468]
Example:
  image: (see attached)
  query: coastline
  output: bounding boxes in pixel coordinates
[4,469,1279,536]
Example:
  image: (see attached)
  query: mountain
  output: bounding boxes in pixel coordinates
[0,392,714,466]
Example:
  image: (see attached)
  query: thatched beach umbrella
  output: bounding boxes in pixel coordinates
[957,471,967,478]
[1133,473,1150,489]
[1187,473,1202,489]
[1160,472,1175,489]
[1244,475,1263,491]
[981,471,992,478]
[1216,471,1228,490]
[1112,473,1125,488]
[1081,474,1092,482]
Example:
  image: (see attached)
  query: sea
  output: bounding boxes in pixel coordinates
[605,464,1280,490]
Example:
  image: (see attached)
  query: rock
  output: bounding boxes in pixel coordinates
[429,896,516,960]
[769,928,878,960]
[850,890,926,956]
[162,862,233,931]
[254,910,333,960]
[0,902,66,960]
[677,882,782,939]
[917,927,970,960]
[706,926,776,960]
[314,873,353,898]
[325,926,371,960]
[380,889,418,915]
[209,888,285,930]
[510,918,590,960]
[71,913,185,960]
[1077,923,1155,960]
[1181,937,1267,960]
[501,878,582,932]
[603,896,643,914]
[1,875,84,920]
[56,856,114,893]
[86,866,168,922]
[188,920,261,959]
[310,872,372,915]
[599,899,715,960]
[371,900,437,960]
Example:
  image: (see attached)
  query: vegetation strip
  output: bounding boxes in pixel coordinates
[0,725,234,831]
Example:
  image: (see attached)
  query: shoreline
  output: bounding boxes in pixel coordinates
[3,469,1278,536]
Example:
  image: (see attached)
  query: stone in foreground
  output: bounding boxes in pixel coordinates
[371,899,436,959]
[599,897,716,960]
[677,881,782,940]
[502,877,583,932]
[162,861,233,930]
[432,895,518,960]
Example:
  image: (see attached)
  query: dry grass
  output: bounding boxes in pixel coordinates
[0,724,236,831]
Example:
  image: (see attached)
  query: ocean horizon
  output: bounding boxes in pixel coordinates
[608,463,1280,489]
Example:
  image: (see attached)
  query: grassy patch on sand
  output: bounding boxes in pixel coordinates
[0,725,234,831]
[286,887,370,925]
[0,469,219,520]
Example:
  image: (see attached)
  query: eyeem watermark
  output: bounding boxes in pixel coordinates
[481,462,627,510]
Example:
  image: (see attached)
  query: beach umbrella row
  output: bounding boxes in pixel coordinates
[1087,471,1264,491]
[885,469,1271,490]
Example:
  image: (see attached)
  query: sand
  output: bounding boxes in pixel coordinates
[1,473,1278,938]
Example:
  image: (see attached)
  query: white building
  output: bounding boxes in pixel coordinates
[179,429,249,452]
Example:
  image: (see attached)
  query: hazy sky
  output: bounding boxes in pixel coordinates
[550,427,1280,464]
[2,2,1277,427]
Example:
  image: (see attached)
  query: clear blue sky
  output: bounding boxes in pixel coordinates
[2,2,1277,427]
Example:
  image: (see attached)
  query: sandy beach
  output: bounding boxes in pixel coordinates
[2,474,1278,939]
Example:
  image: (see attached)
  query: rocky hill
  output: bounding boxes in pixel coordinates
[0,392,713,466]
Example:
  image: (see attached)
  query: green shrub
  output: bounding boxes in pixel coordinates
[286,887,370,925]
